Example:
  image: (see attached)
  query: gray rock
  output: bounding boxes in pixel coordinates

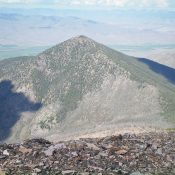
[130,172,144,175]
[3,150,9,156]
[34,168,41,173]
[156,148,163,155]
[97,151,108,157]
[152,143,159,150]
[86,143,100,151]
[44,143,66,156]
[71,151,78,157]
[62,170,75,175]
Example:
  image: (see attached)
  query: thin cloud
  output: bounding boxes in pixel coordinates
[0,0,171,9]
[53,0,170,8]
[0,0,40,4]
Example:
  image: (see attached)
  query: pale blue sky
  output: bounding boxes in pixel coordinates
[0,0,175,55]
[0,0,175,10]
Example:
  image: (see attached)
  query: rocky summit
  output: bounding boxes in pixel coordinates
[0,132,174,175]
[0,35,175,143]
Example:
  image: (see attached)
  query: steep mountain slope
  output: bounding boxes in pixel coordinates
[0,36,175,143]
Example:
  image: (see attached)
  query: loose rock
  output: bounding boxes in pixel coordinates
[0,132,174,175]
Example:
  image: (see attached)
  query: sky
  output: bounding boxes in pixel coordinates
[0,0,175,9]
[0,0,175,58]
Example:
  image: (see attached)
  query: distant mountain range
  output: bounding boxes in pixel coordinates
[0,13,174,46]
[0,36,175,143]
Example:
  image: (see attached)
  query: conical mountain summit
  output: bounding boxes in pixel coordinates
[0,35,175,142]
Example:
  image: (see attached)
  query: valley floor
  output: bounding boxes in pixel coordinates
[0,132,175,175]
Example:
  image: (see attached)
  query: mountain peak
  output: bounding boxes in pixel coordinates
[66,35,95,44]
[75,35,89,39]
[72,35,92,40]
[39,35,98,56]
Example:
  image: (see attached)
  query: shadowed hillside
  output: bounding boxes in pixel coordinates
[0,80,42,141]
[138,58,175,85]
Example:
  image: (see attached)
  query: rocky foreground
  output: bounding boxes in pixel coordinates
[0,132,174,175]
